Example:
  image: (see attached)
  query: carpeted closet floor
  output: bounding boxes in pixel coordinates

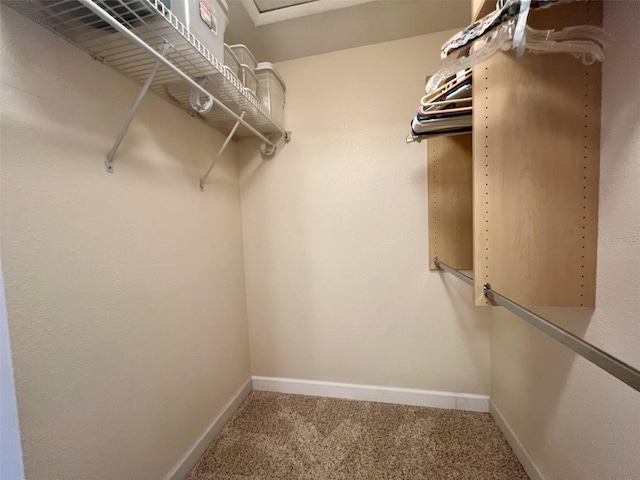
[186,391,528,480]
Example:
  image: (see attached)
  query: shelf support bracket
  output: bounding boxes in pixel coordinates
[200,111,246,191]
[105,43,171,173]
[260,130,291,156]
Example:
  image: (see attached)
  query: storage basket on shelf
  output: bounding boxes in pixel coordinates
[163,0,237,116]
[162,0,229,64]
[223,44,240,79]
[239,64,259,96]
[255,62,286,127]
[229,44,258,71]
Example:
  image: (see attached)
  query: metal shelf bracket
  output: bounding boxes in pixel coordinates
[260,130,292,157]
[200,111,246,191]
[9,0,290,181]
[105,42,171,173]
[260,141,277,156]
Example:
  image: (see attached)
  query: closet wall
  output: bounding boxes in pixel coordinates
[490,2,640,478]
[237,30,491,394]
[0,6,251,479]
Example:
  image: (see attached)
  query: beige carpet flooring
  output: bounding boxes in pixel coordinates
[186,391,528,480]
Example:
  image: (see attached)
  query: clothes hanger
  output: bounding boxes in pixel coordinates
[420,70,472,106]
[426,19,607,95]
[441,0,572,59]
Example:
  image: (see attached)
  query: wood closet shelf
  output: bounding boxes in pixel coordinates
[428,0,603,308]
[428,134,473,271]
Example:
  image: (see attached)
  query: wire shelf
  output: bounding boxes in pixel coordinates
[6,0,286,139]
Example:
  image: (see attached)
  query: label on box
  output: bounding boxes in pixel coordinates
[199,1,217,34]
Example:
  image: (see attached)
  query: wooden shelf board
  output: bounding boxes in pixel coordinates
[472,1,603,307]
[428,134,474,271]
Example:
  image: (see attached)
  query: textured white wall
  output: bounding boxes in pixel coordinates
[490,2,640,478]
[0,6,251,479]
[238,31,491,394]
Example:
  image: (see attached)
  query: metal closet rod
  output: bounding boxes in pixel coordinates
[433,257,640,393]
[76,0,277,148]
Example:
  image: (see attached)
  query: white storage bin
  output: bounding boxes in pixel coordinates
[229,44,257,71]
[255,62,286,127]
[223,43,240,79]
[163,0,229,64]
[239,64,258,96]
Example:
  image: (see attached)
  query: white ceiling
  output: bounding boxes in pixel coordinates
[224,0,471,63]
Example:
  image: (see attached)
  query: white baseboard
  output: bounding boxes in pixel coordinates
[252,376,489,413]
[165,378,252,480]
[490,400,545,480]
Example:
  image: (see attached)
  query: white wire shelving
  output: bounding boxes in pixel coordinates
[6,0,291,189]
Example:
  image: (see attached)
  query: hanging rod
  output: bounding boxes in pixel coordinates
[433,257,640,393]
[433,257,473,285]
[76,0,278,150]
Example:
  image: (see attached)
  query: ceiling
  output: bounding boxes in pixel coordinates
[224,0,471,63]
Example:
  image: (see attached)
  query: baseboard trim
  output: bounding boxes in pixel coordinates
[165,378,252,480]
[252,376,489,413]
[490,400,545,480]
